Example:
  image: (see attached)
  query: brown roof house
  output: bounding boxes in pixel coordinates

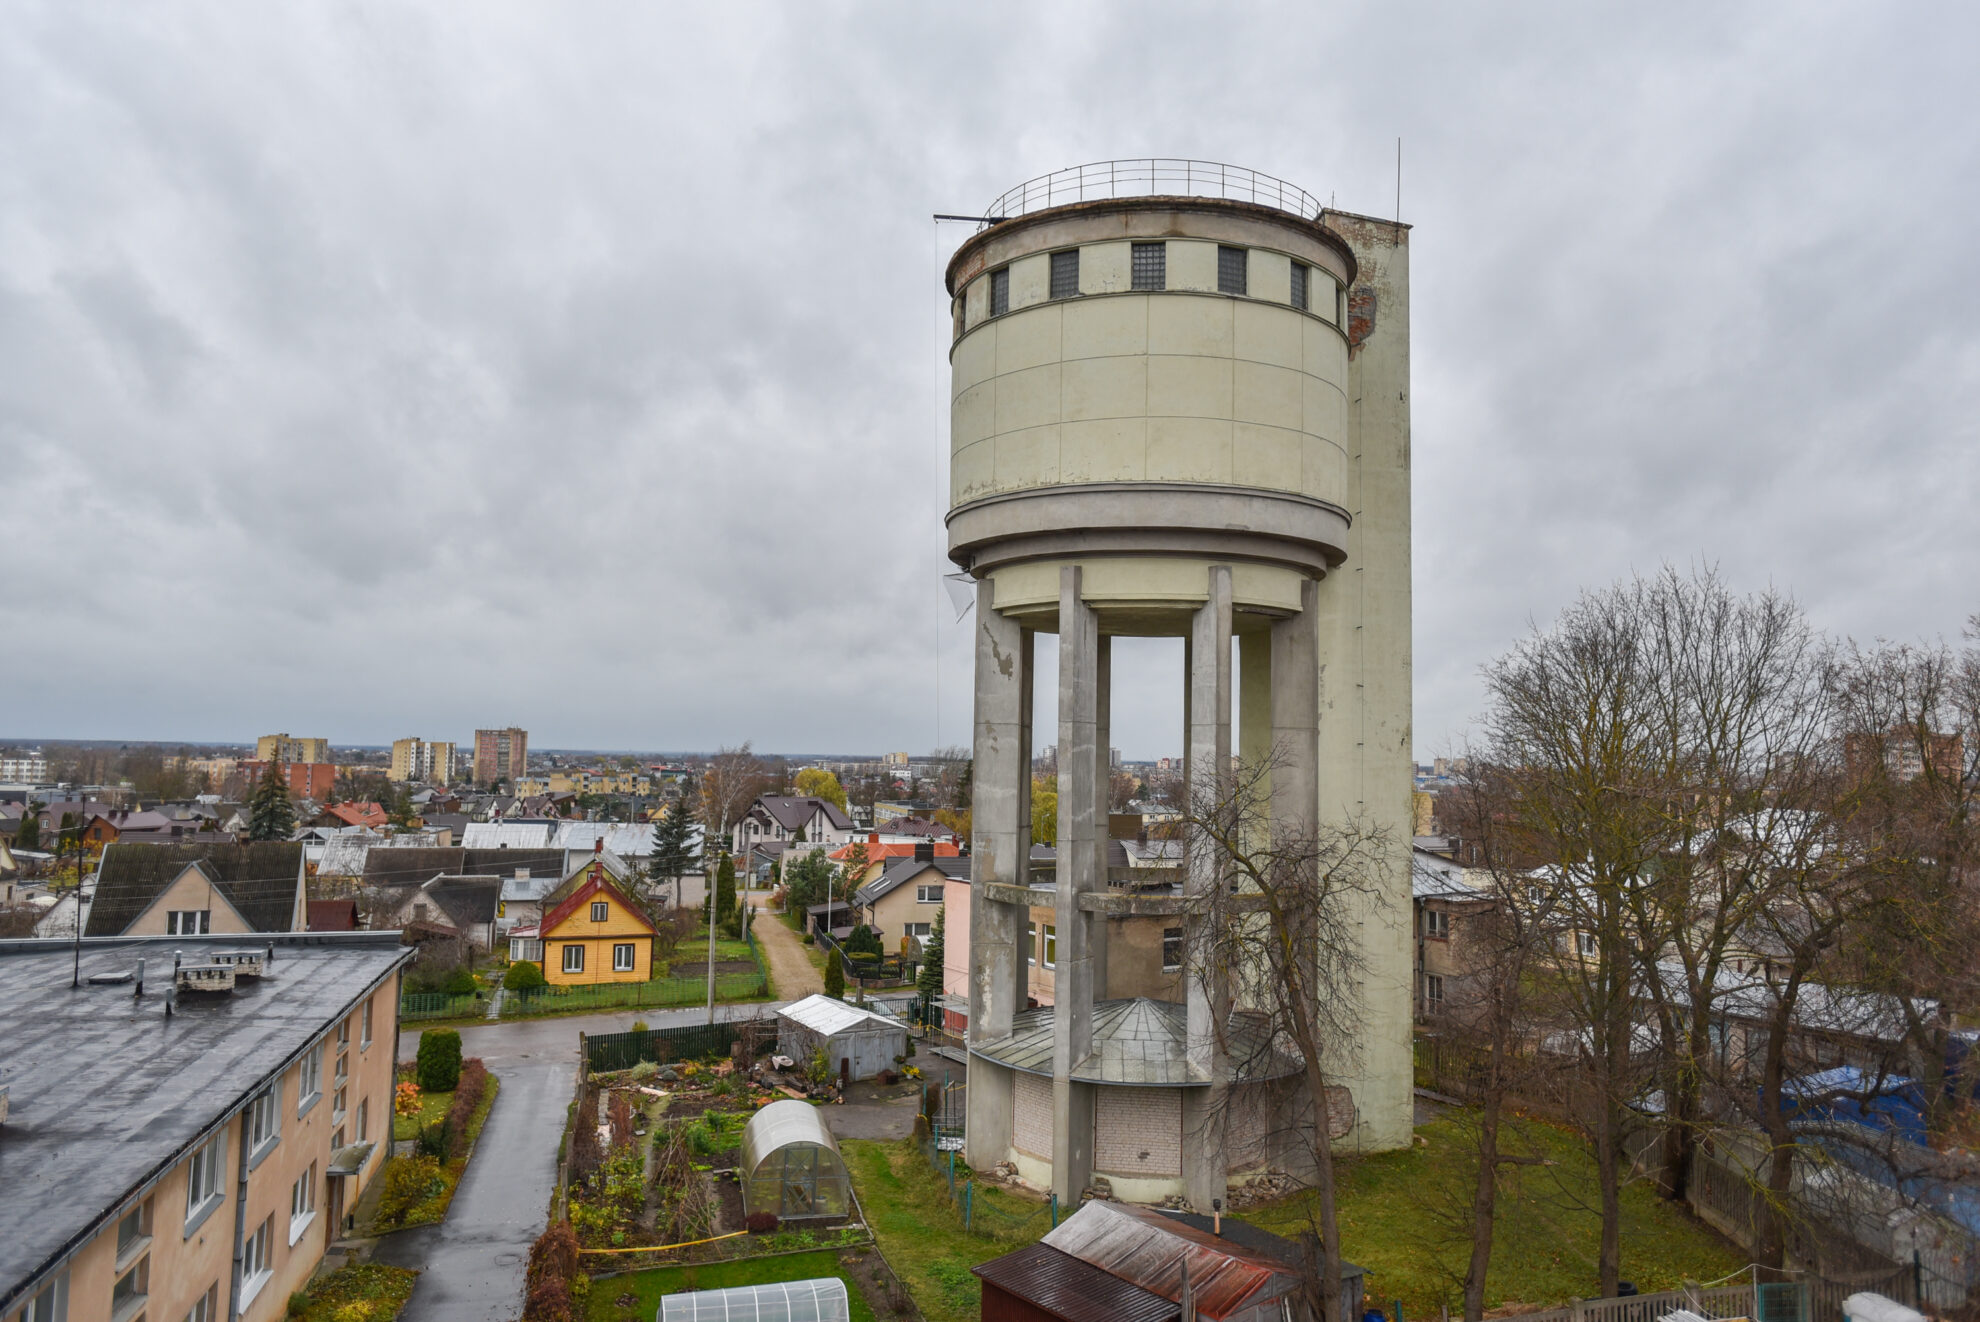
[83,841,307,937]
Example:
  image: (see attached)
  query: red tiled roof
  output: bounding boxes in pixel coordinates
[306,899,359,932]
[326,802,388,828]
[827,839,960,863]
[538,862,656,938]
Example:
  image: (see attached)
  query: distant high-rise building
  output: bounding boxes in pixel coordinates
[473,728,529,786]
[389,737,457,784]
[242,760,337,800]
[256,733,330,765]
[0,754,49,783]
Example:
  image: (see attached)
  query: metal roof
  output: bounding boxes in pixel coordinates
[659,1278,849,1322]
[1042,1200,1298,1321]
[462,822,554,849]
[973,1242,1179,1322]
[968,998,1299,1086]
[776,993,907,1038]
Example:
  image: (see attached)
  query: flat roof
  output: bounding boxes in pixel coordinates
[0,932,411,1308]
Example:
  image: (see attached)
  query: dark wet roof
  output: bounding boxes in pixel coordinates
[853,856,946,907]
[969,999,1300,1086]
[86,841,304,936]
[0,932,410,1310]
[753,795,856,832]
[305,898,359,931]
[425,876,500,929]
[973,1242,1180,1322]
[358,846,564,888]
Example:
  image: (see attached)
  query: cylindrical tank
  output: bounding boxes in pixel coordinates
[944,177,1359,626]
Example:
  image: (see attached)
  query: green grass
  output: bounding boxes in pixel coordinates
[1244,1114,1742,1317]
[290,1263,418,1322]
[841,1140,1055,1322]
[501,972,770,1018]
[392,1088,452,1142]
[584,1251,878,1322]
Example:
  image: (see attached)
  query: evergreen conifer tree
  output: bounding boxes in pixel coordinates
[823,947,845,1000]
[649,794,699,909]
[247,762,297,841]
[14,804,40,851]
[916,905,945,1019]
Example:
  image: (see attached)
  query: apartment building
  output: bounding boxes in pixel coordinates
[0,755,48,783]
[254,735,330,766]
[471,729,528,786]
[387,738,455,785]
[240,761,338,802]
[0,932,410,1322]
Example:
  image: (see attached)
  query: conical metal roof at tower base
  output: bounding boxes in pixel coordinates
[967,998,1300,1086]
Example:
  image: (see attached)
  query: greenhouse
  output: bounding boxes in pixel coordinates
[738,1099,852,1221]
[659,1279,849,1322]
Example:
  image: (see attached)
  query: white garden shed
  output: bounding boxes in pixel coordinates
[775,993,908,1082]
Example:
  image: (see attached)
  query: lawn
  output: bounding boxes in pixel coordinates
[1245,1114,1744,1317]
[840,1139,1056,1322]
[392,1088,451,1142]
[843,1116,1742,1322]
[584,1251,877,1322]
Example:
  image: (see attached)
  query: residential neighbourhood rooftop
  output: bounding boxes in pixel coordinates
[0,932,410,1303]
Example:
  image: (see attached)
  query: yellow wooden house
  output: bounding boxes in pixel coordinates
[534,862,656,985]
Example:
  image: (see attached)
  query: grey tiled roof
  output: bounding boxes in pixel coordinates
[86,842,303,936]
[968,998,1299,1086]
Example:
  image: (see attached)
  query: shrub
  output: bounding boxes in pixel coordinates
[800,933,814,945]
[394,1080,422,1119]
[630,1019,649,1032]
[415,1121,450,1159]
[376,1155,445,1227]
[630,1061,660,1082]
[527,1220,580,1289]
[443,966,478,996]
[746,1212,780,1233]
[416,1029,463,1092]
[444,1059,491,1159]
[503,960,546,992]
[523,1279,572,1322]
[288,1292,310,1319]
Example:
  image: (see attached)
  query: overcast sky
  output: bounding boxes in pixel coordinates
[4,3,1977,759]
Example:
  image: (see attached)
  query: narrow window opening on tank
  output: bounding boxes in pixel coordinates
[1131,241,1166,291]
[1049,249,1079,299]
[1217,245,1248,296]
[1290,262,1309,311]
[990,266,1010,316]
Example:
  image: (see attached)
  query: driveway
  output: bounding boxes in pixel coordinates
[747,895,823,999]
[382,1001,789,1321]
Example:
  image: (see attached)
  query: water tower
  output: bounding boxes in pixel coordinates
[947,161,1413,1208]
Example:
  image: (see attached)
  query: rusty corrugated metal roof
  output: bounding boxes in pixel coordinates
[973,1242,1180,1322]
[1042,1201,1298,1320]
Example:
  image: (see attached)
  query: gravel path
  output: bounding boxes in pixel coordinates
[748,893,824,999]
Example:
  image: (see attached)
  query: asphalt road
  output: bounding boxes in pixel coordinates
[380,1001,791,1322]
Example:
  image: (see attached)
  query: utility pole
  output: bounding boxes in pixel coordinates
[706,847,720,1025]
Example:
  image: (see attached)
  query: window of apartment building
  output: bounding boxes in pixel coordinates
[183,1134,225,1233]
[246,1087,280,1166]
[990,267,1010,317]
[563,944,585,974]
[1049,249,1079,299]
[1577,931,1600,958]
[239,1217,273,1307]
[905,922,931,940]
[357,1098,369,1146]
[298,1042,323,1115]
[1425,974,1445,1006]
[916,884,943,904]
[590,901,610,922]
[166,910,209,935]
[114,1199,152,1278]
[1041,924,1057,969]
[1217,245,1248,296]
[331,1123,345,1152]
[336,1016,350,1048]
[15,1274,66,1322]
[1131,241,1166,291]
[612,943,636,972]
[332,1085,347,1123]
[1423,908,1450,939]
[288,1165,317,1244]
[110,1256,147,1322]
[334,1047,348,1084]
[1289,262,1310,311]
[360,996,373,1047]
[183,1285,216,1322]
[1162,927,1184,971]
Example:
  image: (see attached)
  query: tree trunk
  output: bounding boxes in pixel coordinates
[1463,1039,1506,1321]
[1306,1053,1345,1322]
[1595,1094,1623,1296]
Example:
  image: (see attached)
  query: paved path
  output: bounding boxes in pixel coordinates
[748,894,823,999]
[382,1001,789,1321]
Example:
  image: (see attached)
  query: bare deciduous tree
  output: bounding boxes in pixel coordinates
[698,742,767,853]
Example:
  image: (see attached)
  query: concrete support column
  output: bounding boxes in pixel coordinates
[1052,566,1100,1205]
[1270,578,1321,837]
[1182,565,1232,1211]
[1238,627,1273,850]
[967,578,1030,1170]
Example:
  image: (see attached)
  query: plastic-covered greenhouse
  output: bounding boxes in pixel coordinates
[659,1279,849,1322]
[739,1100,851,1221]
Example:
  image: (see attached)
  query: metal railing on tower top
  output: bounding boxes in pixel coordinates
[981,159,1325,231]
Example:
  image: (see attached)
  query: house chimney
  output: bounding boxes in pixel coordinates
[868,831,878,844]
[914,841,934,863]
[594,837,603,854]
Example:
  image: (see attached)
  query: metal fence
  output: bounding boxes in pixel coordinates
[400,991,481,1021]
[584,1020,764,1072]
[503,970,768,1018]
[982,159,1326,231]
[913,1125,1060,1241]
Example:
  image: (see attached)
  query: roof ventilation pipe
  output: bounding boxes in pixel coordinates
[133,958,144,998]
[164,982,176,1018]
